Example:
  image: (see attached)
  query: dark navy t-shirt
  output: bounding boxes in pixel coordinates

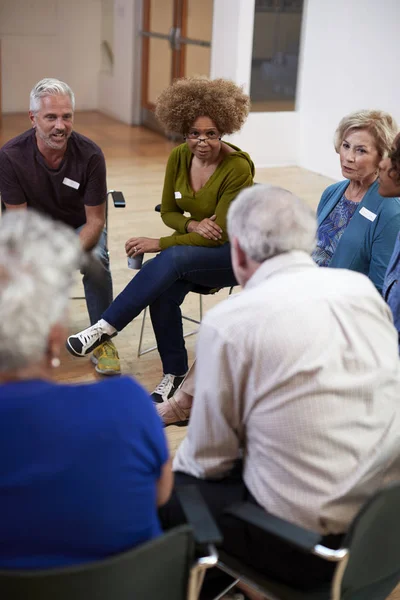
[0,129,107,229]
[0,376,168,569]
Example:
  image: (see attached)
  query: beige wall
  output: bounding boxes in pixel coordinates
[0,0,102,113]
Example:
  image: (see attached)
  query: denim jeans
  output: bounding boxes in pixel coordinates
[76,226,113,325]
[102,243,237,374]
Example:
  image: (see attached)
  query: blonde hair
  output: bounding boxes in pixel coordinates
[334,110,398,158]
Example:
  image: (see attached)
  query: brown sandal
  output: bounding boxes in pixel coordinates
[156,396,191,427]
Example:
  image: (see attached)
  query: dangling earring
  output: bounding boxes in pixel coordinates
[51,357,61,368]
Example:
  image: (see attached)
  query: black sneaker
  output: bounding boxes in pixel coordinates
[152,374,186,403]
[66,323,117,357]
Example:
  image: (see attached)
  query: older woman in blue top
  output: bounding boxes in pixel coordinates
[381,134,400,349]
[313,110,400,293]
[0,210,172,568]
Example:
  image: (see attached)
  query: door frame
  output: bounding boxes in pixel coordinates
[140,0,212,132]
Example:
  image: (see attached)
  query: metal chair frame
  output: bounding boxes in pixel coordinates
[212,482,400,600]
[137,286,236,357]
[137,202,236,357]
[137,294,203,357]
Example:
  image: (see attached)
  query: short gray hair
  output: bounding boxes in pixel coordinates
[29,78,76,113]
[0,210,82,372]
[227,185,316,263]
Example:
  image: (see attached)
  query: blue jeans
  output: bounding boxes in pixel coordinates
[103,244,237,374]
[76,227,113,325]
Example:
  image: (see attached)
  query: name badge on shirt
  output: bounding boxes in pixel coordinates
[62,177,80,190]
[359,207,377,222]
[174,191,182,199]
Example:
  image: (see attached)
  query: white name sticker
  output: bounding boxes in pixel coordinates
[359,207,377,222]
[62,177,80,190]
[174,191,182,199]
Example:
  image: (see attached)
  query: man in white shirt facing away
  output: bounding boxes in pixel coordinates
[160,184,400,594]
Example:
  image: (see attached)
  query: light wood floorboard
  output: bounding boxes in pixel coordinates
[2,112,399,599]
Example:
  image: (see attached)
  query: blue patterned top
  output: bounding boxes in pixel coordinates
[312,193,359,267]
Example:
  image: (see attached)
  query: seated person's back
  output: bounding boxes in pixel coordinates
[0,210,170,568]
[0,377,167,568]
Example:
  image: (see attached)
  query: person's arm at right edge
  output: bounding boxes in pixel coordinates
[0,152,27,209]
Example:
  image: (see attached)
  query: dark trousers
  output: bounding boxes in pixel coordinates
[102,244,237,374]
[159,471,343,593]
[76,227,113,325]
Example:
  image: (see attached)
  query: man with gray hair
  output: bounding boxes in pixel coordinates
[0,78,119,375]
[161,184,400,592]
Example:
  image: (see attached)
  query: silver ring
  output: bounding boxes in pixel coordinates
[133,246,137,252]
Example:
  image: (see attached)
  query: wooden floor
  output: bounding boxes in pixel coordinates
[1,112,399,599]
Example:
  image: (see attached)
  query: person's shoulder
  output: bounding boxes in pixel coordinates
[0,130,34,155]
[322,180,348,197]
[70,376,154,422]
[375,190,400,218]
[67,375,147,402]
[201,289,250,332]
[220,143,254,176]
[168,143,188,161]
[92,375,148,396]
[69,131,104,157]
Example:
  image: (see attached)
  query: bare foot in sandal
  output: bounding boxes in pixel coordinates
[156,388,193,426]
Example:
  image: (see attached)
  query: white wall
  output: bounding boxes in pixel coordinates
[210,0,299,168]
[98,0,142,124]
[297,0,400,179]
[0,0,102,113]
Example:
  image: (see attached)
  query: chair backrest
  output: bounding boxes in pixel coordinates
[337,482,400,600]
[0,525,194,600]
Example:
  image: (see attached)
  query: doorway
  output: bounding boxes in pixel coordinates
[140,0,213,135]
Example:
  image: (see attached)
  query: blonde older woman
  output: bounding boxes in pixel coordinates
[312,110,400,292]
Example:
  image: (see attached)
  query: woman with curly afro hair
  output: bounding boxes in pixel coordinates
[67,77,255,403]
[381,133,400,350]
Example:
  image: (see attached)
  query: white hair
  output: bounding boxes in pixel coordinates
[0,210,82,372]
[29,78,76,113]
[227,185,316,262]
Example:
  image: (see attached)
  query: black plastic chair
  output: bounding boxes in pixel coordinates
[0,485,222,600]
[214,482,400,600]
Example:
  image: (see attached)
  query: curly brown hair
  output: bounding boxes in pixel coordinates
[389,133,400,185]
[155,77,250,135]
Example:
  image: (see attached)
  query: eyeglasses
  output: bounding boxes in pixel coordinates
[185,131,222,142]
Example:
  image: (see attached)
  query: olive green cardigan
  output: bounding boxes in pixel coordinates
[159,142,255,250]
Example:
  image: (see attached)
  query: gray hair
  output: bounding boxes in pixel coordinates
[29,78,76,113]
[0,210,82,372]
[227,185,316,263]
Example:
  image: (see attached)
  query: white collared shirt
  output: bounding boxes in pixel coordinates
[174,251,400,534]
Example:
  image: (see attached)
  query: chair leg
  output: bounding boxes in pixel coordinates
[137,307,159,357]
[137,293,202,357]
